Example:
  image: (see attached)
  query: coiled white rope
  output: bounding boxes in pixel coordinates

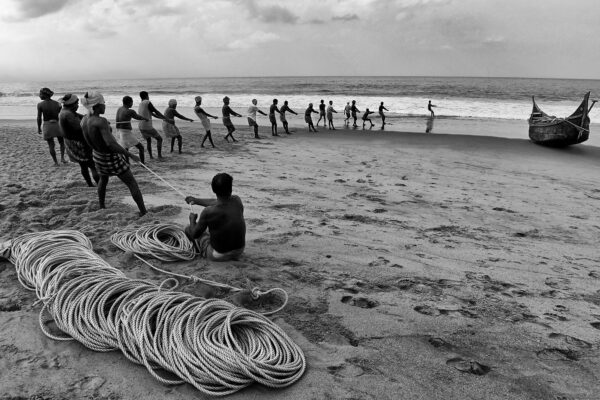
[110,223,289,316]
[7,230,305,396]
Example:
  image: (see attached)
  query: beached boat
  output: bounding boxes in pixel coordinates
[528,92,595,146]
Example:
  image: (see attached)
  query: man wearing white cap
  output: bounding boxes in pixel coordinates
[81,91,147,217]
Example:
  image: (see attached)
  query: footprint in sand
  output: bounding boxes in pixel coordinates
[536,348,579,361]
[368,257,389,267]
[590,322,600,330]
[341,295,379,309]
[446,357,491,375]
[0,298,21,312]
[545,277,571,290]
[548,332,592,348]
[414,304,440,316]
[588,271,600,279]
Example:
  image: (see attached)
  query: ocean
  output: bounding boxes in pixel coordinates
[2,76,599,144]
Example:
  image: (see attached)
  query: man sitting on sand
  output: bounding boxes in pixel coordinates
[184,173,246,261]
[116,96,148,164]
[81,91,147,217]
[37,87,67,165]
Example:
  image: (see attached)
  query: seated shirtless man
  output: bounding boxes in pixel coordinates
[184,173,246,261]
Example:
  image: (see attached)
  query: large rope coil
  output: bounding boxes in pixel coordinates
[7,230,306,396]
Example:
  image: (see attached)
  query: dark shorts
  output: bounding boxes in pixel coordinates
[223,117,234,128]
[269,115,277,124]
[305,115,312,124]
[139,128,162,140]
[247,117,258,127]
[194,233,244,261]
[92,150,129,176]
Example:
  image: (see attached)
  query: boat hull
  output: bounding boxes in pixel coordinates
[528,118,590,147]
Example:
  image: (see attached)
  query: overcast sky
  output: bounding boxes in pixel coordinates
[1,0,599,81]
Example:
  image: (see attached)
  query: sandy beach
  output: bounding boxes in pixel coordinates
[1,119,600,399]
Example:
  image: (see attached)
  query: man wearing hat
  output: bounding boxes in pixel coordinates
[221,96,242,142]
[81,91,147,217]
[37,87,66,165]
[58,93,99,187]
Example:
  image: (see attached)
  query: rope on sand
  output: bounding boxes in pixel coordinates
[7,230,305,396]
[110,223,289,315]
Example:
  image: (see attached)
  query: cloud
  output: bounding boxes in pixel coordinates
[227,31,280,50]
[332,13,359,22]
[235,0,298,24]
[13,0,72,19]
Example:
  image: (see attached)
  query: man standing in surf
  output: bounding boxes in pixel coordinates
[428,100,437,117]
[279,100,297,134]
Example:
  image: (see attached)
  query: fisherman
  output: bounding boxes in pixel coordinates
[184,173,246,261]
[428,100,436,117]
[279,100,297,134]
[81,91,147,216]
[247,99,267,139]
[222,96,243,142]
[138,91,166,159]
[37,87,66,165]
[162,99,193,154]
[58,93,99,186]
[194,96,219,148]
[116,96,148,164]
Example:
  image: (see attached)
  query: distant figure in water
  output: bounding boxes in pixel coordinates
[327,101,337,130]
[280,100,297,134]
[350,100,360,128]
[344,102,351,125]
[269,99,282,136]
[379,102,389,128]
[37,87,66,165]
[428,100,437,117]
[305,103,319,132]
[362,108,375,129]
[163,99,193,154]
[426,116,434,133]
[317,99,326,127]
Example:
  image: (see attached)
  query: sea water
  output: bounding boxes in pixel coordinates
[2,76,599,145]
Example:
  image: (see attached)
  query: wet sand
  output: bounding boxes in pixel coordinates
[1,119,600,399]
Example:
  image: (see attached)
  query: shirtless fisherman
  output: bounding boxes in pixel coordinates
[37,87,66,165]
[184,173,246,261]
[81,91,147,216]
[279,100,297,134]
[138,91,166,159]
[116,96,148,164]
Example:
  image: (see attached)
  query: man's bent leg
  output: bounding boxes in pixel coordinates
[78,162,94,187]
[156,137,163,158]
[118,170,147,216]
[134,143,145,164]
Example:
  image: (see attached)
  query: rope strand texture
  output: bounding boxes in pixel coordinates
[8,230,306,396]
[110,223,290,315]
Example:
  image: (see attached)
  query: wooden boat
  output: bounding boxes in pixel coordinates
[528,92,595,146]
